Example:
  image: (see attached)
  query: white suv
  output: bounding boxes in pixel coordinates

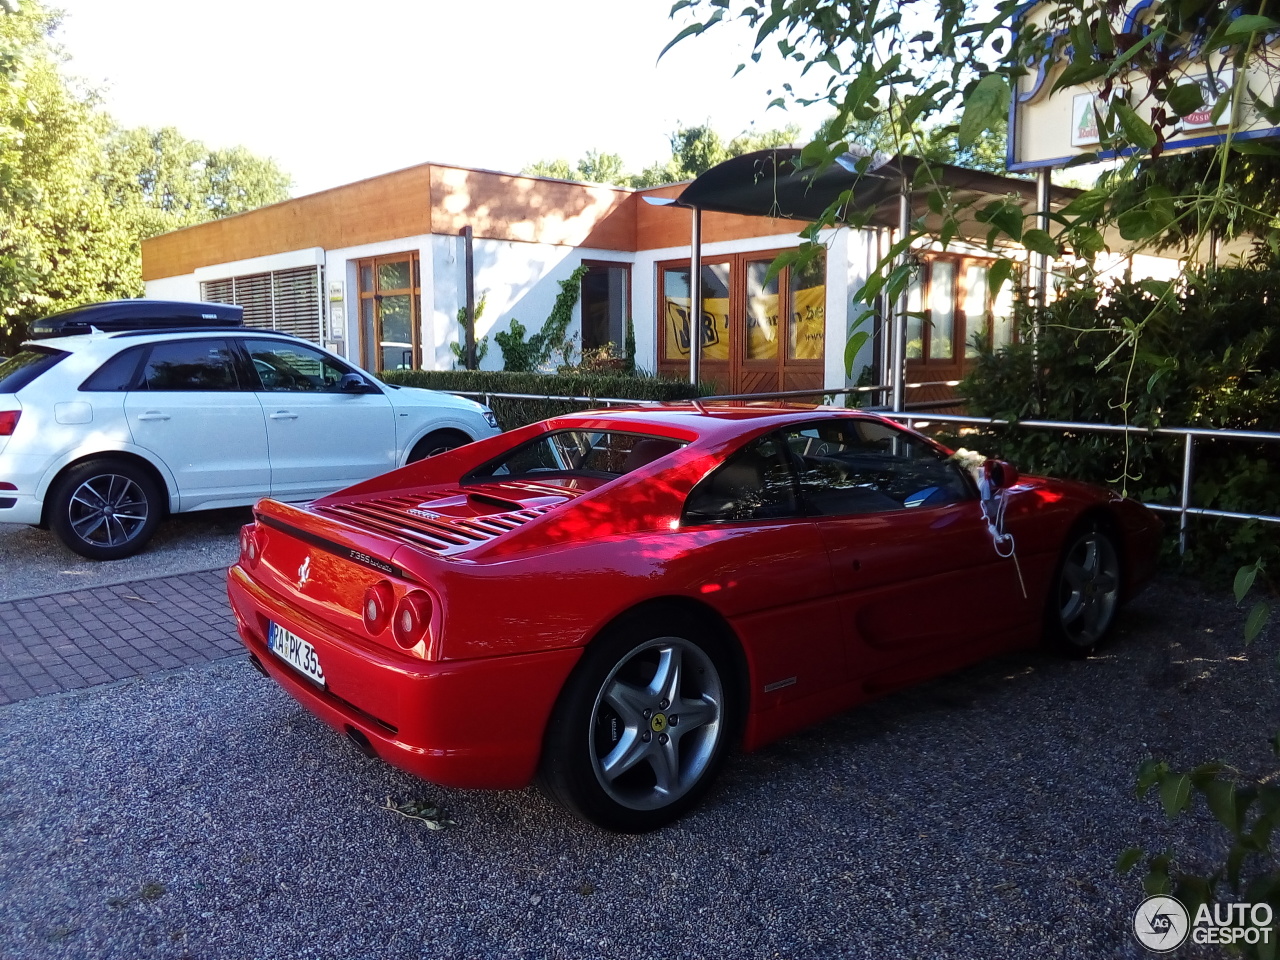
[0,301,501,560]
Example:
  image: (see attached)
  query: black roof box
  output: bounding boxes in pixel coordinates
[28,300,245,339]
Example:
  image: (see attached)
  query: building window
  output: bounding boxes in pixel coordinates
[905,255,1015,366]
[201,266,324,344]
[356,253,421,374]
[580,261,631,354]
[658,247,825,395]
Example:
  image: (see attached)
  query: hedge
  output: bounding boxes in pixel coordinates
[381,370,707,430]
[960,265,1280,582]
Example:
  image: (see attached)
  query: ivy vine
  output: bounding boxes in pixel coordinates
[494,264,589,372]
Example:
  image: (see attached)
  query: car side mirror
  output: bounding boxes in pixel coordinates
[982,459,1019,495]
[338,373,370,393]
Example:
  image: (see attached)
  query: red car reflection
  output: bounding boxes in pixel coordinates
[226,404,1161,831]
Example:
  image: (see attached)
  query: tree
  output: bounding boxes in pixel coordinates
[666,0,1280,272]
[830,107,1010,175]
[0,0,291,355]
[101,126,291,233]
[668,2,1279,944]
[522,122,803,188]
[630,121,804,186]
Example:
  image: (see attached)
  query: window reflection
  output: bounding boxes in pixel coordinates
[784,420,971,515]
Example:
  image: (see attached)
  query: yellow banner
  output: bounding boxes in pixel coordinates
[792,284,825,360]
[664,285,825,362]
[664,297,730,361]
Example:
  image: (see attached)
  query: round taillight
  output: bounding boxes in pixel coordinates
[363,581,394,635]
[391,591,432,649]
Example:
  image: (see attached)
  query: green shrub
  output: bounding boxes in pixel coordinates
[493,265,590,372]
[381,369,707,430]
[960,266,1280,581]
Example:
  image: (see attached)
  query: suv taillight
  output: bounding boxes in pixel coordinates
[0,411,19,436]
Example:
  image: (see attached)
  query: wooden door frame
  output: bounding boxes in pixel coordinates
[657,248,826,393]
[906,252,1011,383]
[357,252,421,373]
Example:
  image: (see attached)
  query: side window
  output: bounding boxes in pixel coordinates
[244,339,351,392]
[785,419,973,516]
[81,346,146,391]
[141,340,238,391]
[683,434,799,524]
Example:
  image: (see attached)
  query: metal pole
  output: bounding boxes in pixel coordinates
[891,184,910,412]
[1035,168,1051,309]
[1179,433,1194,555]
[689,206,703,388]
[876,227,892,407]
[461,226,476,370]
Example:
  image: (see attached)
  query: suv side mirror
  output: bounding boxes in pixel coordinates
[982,459,1019,494]
[338,373,371,393]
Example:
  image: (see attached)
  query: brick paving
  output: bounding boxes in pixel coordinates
[0,569,240,706]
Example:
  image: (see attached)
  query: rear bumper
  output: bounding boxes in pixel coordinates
[0,493,41,524]
[226,564,582,789]
[0,452,49,524]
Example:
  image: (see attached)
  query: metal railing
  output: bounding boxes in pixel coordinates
[446,381,960,411]
[878,412,1280,554]
[444,384,1280,553]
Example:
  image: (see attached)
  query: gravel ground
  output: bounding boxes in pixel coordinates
[0,578,1276,960]
[0,510,248,603]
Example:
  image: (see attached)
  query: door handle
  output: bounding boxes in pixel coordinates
[269,412,299,420]
[136,412,170,422]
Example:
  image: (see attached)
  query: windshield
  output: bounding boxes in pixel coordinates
[466,431,686,482]
[0,347,68,394]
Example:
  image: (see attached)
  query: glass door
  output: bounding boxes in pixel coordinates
[657,249,826,394]
[357,253,421,374]
[659,261,733,392]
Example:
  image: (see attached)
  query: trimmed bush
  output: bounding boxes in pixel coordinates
[381,369,707,430]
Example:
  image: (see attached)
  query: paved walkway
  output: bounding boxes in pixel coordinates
[0,569,239,706]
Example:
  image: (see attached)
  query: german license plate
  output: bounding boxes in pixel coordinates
[267,622,326,686]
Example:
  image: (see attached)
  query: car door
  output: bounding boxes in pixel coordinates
[783,418,1034,690]
[239,338,396,500]
[679,432,845,707]
[123,338,271,509]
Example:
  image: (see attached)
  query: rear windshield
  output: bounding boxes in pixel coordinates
[0,348,68,394]
[466,430,686,482]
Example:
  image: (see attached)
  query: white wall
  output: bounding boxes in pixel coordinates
[432,237,636,372]
[144,226,888,392]
[144,275,199,301]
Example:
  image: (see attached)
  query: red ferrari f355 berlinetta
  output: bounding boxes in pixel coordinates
[226,403,1161,831]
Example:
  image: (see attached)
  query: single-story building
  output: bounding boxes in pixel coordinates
[139,156,1175,402]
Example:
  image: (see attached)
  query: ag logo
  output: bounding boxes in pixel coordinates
[297,556,311,588]
[1133,895,1190,953]
[650,713,668,733]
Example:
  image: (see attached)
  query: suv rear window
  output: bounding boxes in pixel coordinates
[0,348,68,393]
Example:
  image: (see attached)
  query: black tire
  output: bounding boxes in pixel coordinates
[1044,523,1123,657]
[48,458,163,561]
[539,613,738,832]
[407,429,471,463]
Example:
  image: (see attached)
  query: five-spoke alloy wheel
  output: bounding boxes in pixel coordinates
[49,458,163,560]
[407,429,471,463]
[1046,525,1122,655]
[540,615,736,832]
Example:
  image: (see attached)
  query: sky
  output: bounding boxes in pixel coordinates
[47,0,835,197]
